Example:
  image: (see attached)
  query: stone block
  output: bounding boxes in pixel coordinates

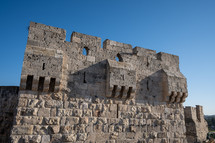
[22,116,43,125]
[63,134,77,142]
[38,108,50,117]
[45,100,63,108]
[12,125,34,135]
[41,135,50,143]
[17,98,28,107]
[44,117,60,125]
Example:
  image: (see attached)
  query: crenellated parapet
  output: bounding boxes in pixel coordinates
[19,21,188,104]
[7,21,207,143]
[184,105,208,143]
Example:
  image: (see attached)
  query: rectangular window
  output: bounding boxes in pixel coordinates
[38,77,45,92]
[49,78,56,92]
[26,75,33,90]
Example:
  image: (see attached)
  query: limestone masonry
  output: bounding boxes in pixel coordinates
[0,22,208,143]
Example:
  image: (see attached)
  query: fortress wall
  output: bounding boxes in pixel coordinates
[8,22,207,143]
[0,86,19,143]
[11,92,187,143]
[184,105,208,143]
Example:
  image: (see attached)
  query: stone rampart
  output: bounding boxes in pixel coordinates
[184,105,208,143]
[5,22,208,143]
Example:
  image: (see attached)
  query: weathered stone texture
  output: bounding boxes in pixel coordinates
[184,105,208,143]
[2,22,208,143]
[0,86,19,143]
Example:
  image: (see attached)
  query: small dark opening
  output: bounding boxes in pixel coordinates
[96,110,100,117]
[83,72,87,83]
[146,57,149,67]
[119,86,125,98]
[82,47,89,56]
[146,80,149,91]
[115,53,123,62]
[117,104,119,118]
[112,85,118,97]
[127,87,133,98]
[1,128,4,134]
[42,63,45,70]
[26,75,33,90]
[49,78,56,92]
[38,77,45,92]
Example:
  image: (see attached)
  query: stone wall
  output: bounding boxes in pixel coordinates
[184,105,208,143]
[0,86,19,143]
[8,22,206,143]
[11,92,187,143]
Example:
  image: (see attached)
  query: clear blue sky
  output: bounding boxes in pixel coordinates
[0,0,214,114]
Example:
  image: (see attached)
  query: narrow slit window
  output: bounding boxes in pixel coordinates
[82,47,89,56]
[112,85,118,97]
[42,63,45,70]
[26,75,33,90]
[146,80,149,91]
[38,77,45,92]
[127,87,133,98]
[83,72,87,83]
[119,86,125,98]
[49,78,56,92]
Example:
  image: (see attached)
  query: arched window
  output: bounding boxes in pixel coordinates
[115,53,123,62]
[82,47,89,56]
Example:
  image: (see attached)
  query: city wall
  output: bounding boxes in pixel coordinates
[0,22,208,143]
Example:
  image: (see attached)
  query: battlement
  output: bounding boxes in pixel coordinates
[19,21,188,104]
[6,22,209,143]
[184,105,205,122]
[184,105,208,142]
[27,22,181,66]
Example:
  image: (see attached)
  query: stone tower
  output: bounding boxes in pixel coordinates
[7,22,208,143]
[184,105,208,143]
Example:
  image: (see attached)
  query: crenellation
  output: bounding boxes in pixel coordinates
[103,39,133,53]
[0,22,208,143]
[133,46,157,57]
[71,32,102,57]
[184,105,208,143]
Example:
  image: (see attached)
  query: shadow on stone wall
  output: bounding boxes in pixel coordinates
[0,86,19,143]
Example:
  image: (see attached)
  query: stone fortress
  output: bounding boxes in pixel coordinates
[0,22,208,143]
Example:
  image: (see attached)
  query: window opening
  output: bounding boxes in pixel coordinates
[112,85,118,97]
[49,78,56,92]
[127,87,133,98]
[147,80,149,91]
[38,77,45,92]
[83,72,87,83]
[26,75,33,90]
[119,86,125,98]
[82,47,89,56]
[115,53,123,62]
[42,63,45,70]
[117,104,119,118]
